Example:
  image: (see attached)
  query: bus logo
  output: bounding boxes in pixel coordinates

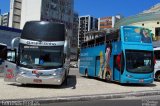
[26,41,56,46]
[6,69,14,79]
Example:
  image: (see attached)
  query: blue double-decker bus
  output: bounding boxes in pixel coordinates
[79,26,154,84]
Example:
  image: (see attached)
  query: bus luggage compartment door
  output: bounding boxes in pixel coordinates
[4,61,17,82]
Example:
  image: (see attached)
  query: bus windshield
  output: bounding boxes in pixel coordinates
[123,27,152,43]
[19,44,63,69]
[126,50,153,73]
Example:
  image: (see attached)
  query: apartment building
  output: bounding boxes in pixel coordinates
[9,0,22,29]
[98,15,121,30]
[1,12,10,27]
[71,12,79,60]
[78,15,98,47]
[9,0,74,31]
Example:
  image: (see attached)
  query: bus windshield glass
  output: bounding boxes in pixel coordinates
[123,27,152,43]
[19,44,63,69]
[126,50,153,73]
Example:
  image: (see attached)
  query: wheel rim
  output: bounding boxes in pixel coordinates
[106,73,111,81]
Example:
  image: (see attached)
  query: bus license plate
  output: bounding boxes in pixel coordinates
[139,79,144,83]
[33,79,42,83]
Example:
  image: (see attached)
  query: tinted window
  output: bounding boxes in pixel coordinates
[19,44,63,69]
[126,50,153,73]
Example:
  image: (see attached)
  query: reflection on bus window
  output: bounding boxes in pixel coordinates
[19,45,63,69]
[7,51,16,62]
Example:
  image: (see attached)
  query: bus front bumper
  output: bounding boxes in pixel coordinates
[16,74,64,85]
[121,77,154,84]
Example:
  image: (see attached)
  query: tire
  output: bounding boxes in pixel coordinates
[157,74,160,81]
[105,72,111,82]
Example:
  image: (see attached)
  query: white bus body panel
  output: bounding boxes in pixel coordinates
[16,67,66,85]
[0,62,5,76]
[4,61,69,85]
[154,47,160,79]
[4,61,17,82]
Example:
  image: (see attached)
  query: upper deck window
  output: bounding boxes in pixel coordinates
[123,27,152,43]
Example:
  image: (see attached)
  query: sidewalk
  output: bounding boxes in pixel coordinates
[0,76,160,101]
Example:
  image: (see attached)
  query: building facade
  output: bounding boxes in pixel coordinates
[78,15,98,47]
[115,3,160,41]
[9,0,74,32]
[98,15,121,30]
[9,0,22,29]
[71,12,79,60]
[1,12,10,27]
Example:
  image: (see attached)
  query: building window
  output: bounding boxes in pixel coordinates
[156,27,160,40]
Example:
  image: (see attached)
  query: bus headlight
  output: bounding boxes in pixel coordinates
[126,74,133,78]
[53,69,63,76]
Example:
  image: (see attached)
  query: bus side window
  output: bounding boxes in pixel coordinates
[7,49,17,63]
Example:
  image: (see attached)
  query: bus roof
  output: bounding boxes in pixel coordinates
[21,21,65,41]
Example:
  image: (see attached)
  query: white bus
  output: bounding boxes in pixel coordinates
[0,43,16,76]
[154,47,160,81]
[4,21,70,85]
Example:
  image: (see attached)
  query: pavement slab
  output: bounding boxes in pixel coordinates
[0,76,160,100]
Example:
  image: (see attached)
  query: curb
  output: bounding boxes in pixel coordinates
[1,90,160,104]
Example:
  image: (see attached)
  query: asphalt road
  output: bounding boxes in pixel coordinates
[42,95,160,106]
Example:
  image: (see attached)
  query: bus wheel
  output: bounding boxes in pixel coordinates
[157,74,160,81]
[85,69,88,77]
[105,72,111,82]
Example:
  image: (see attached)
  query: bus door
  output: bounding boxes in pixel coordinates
[113,55,121,81]
[95,56,100,77]
[4,49,17,82]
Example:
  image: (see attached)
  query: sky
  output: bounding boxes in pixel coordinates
[0,0,160,18]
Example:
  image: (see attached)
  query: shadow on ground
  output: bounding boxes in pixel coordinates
[81,75,157,87]
[8,75,77,89]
